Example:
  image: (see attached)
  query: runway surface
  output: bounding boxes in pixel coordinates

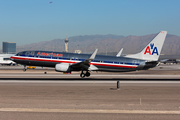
[0,64,180,120]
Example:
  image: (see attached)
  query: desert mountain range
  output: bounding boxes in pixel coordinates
[17,33,180,55]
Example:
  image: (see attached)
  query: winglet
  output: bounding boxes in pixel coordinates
[89,49,98,60]
[116,48,123,57]
[70,49,98,71]
[85,49,98,63]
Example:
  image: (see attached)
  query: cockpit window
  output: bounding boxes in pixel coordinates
[16,52,23,56]
[25,51,35,56]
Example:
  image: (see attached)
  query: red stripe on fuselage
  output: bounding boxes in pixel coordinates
[90,63,137,68]
[11,56,137,68]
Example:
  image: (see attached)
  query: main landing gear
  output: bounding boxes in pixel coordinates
[80,70,90,78]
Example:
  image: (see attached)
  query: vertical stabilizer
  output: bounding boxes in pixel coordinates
[125,31,167,61]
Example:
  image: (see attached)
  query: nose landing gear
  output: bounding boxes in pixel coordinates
[23,65,27,71]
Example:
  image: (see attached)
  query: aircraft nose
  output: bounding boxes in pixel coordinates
[10,56,14,60]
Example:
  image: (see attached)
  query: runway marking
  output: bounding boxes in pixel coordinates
[0,108,180,114]
[1,80,180,84]
[1,74,180,77]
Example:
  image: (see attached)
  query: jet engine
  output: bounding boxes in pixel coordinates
[55,63,71,72]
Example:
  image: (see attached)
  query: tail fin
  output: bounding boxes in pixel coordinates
[125,31,167,61]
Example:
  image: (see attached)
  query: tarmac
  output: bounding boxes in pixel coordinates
[0,64,180,120]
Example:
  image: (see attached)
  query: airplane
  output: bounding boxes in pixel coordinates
[10,31,167,78]
[0,54,16,66]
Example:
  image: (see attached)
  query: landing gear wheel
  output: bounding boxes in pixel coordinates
[80,71,91,78]
[85,71,90,77]
[23,65,26,72]
[80,73,85,78]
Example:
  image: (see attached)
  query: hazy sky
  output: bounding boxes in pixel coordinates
[0,0,180,47]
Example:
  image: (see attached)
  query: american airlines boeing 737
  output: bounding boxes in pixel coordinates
[10,31,167,78]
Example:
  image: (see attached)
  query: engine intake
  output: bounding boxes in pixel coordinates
[55,63,71,72]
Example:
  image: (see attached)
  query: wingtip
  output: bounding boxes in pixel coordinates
[160,31,167,34]
[89,49,98,60]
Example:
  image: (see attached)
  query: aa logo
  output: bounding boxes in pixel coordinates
[144,43,158,55]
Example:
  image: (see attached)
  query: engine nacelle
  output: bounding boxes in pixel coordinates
[55,63,71,72]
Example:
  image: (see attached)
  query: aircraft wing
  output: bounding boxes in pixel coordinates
[70,49,98,71]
